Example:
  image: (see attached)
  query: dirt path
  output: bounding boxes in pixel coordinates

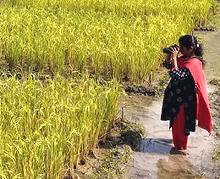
[122,30,220,179]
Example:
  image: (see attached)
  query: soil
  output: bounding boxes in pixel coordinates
[68,119,145,178]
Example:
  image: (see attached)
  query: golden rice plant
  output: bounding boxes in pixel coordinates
[0,75,121,178]
[0,6,193,82]
[7,0,216,24]
[0,0,216,83]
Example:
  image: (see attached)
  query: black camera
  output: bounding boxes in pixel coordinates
[163,44,179,53]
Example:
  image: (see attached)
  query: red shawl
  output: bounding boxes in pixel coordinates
[178,57,212,134]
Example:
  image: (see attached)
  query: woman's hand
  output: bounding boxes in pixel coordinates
[170,46,179,60]
[170,46,179,69]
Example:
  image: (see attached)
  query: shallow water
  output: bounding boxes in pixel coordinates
[122,95,217,179]
[123,30,220,179]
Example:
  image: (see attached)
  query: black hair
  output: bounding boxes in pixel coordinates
[179,34,205,66]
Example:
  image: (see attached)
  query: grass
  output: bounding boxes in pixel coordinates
[92,146,132,179]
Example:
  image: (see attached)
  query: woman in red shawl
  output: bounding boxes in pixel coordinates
[161,35,212,153]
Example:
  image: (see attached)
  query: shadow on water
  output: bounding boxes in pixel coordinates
[137,138,172,155]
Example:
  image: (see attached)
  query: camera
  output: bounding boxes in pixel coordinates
[163,44,179,53]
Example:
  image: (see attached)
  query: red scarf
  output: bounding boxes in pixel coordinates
[178,57,212,134]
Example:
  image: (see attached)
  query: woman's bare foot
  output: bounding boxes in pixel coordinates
[169,147,188,155]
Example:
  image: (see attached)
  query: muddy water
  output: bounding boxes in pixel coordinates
[122,31,220,179]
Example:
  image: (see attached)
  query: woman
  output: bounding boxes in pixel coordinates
[161,35,212,153]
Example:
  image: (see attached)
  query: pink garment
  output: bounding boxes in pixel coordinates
[178,57,212,134]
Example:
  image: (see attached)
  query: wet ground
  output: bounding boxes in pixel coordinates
[122,30,220,179]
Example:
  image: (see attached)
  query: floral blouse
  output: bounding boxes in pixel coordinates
[161,61,197,135]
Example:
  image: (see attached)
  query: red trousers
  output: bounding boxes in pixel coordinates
[172,105,188,150]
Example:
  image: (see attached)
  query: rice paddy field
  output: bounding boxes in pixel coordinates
[0,0,217,178]
[0,0,216,81]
